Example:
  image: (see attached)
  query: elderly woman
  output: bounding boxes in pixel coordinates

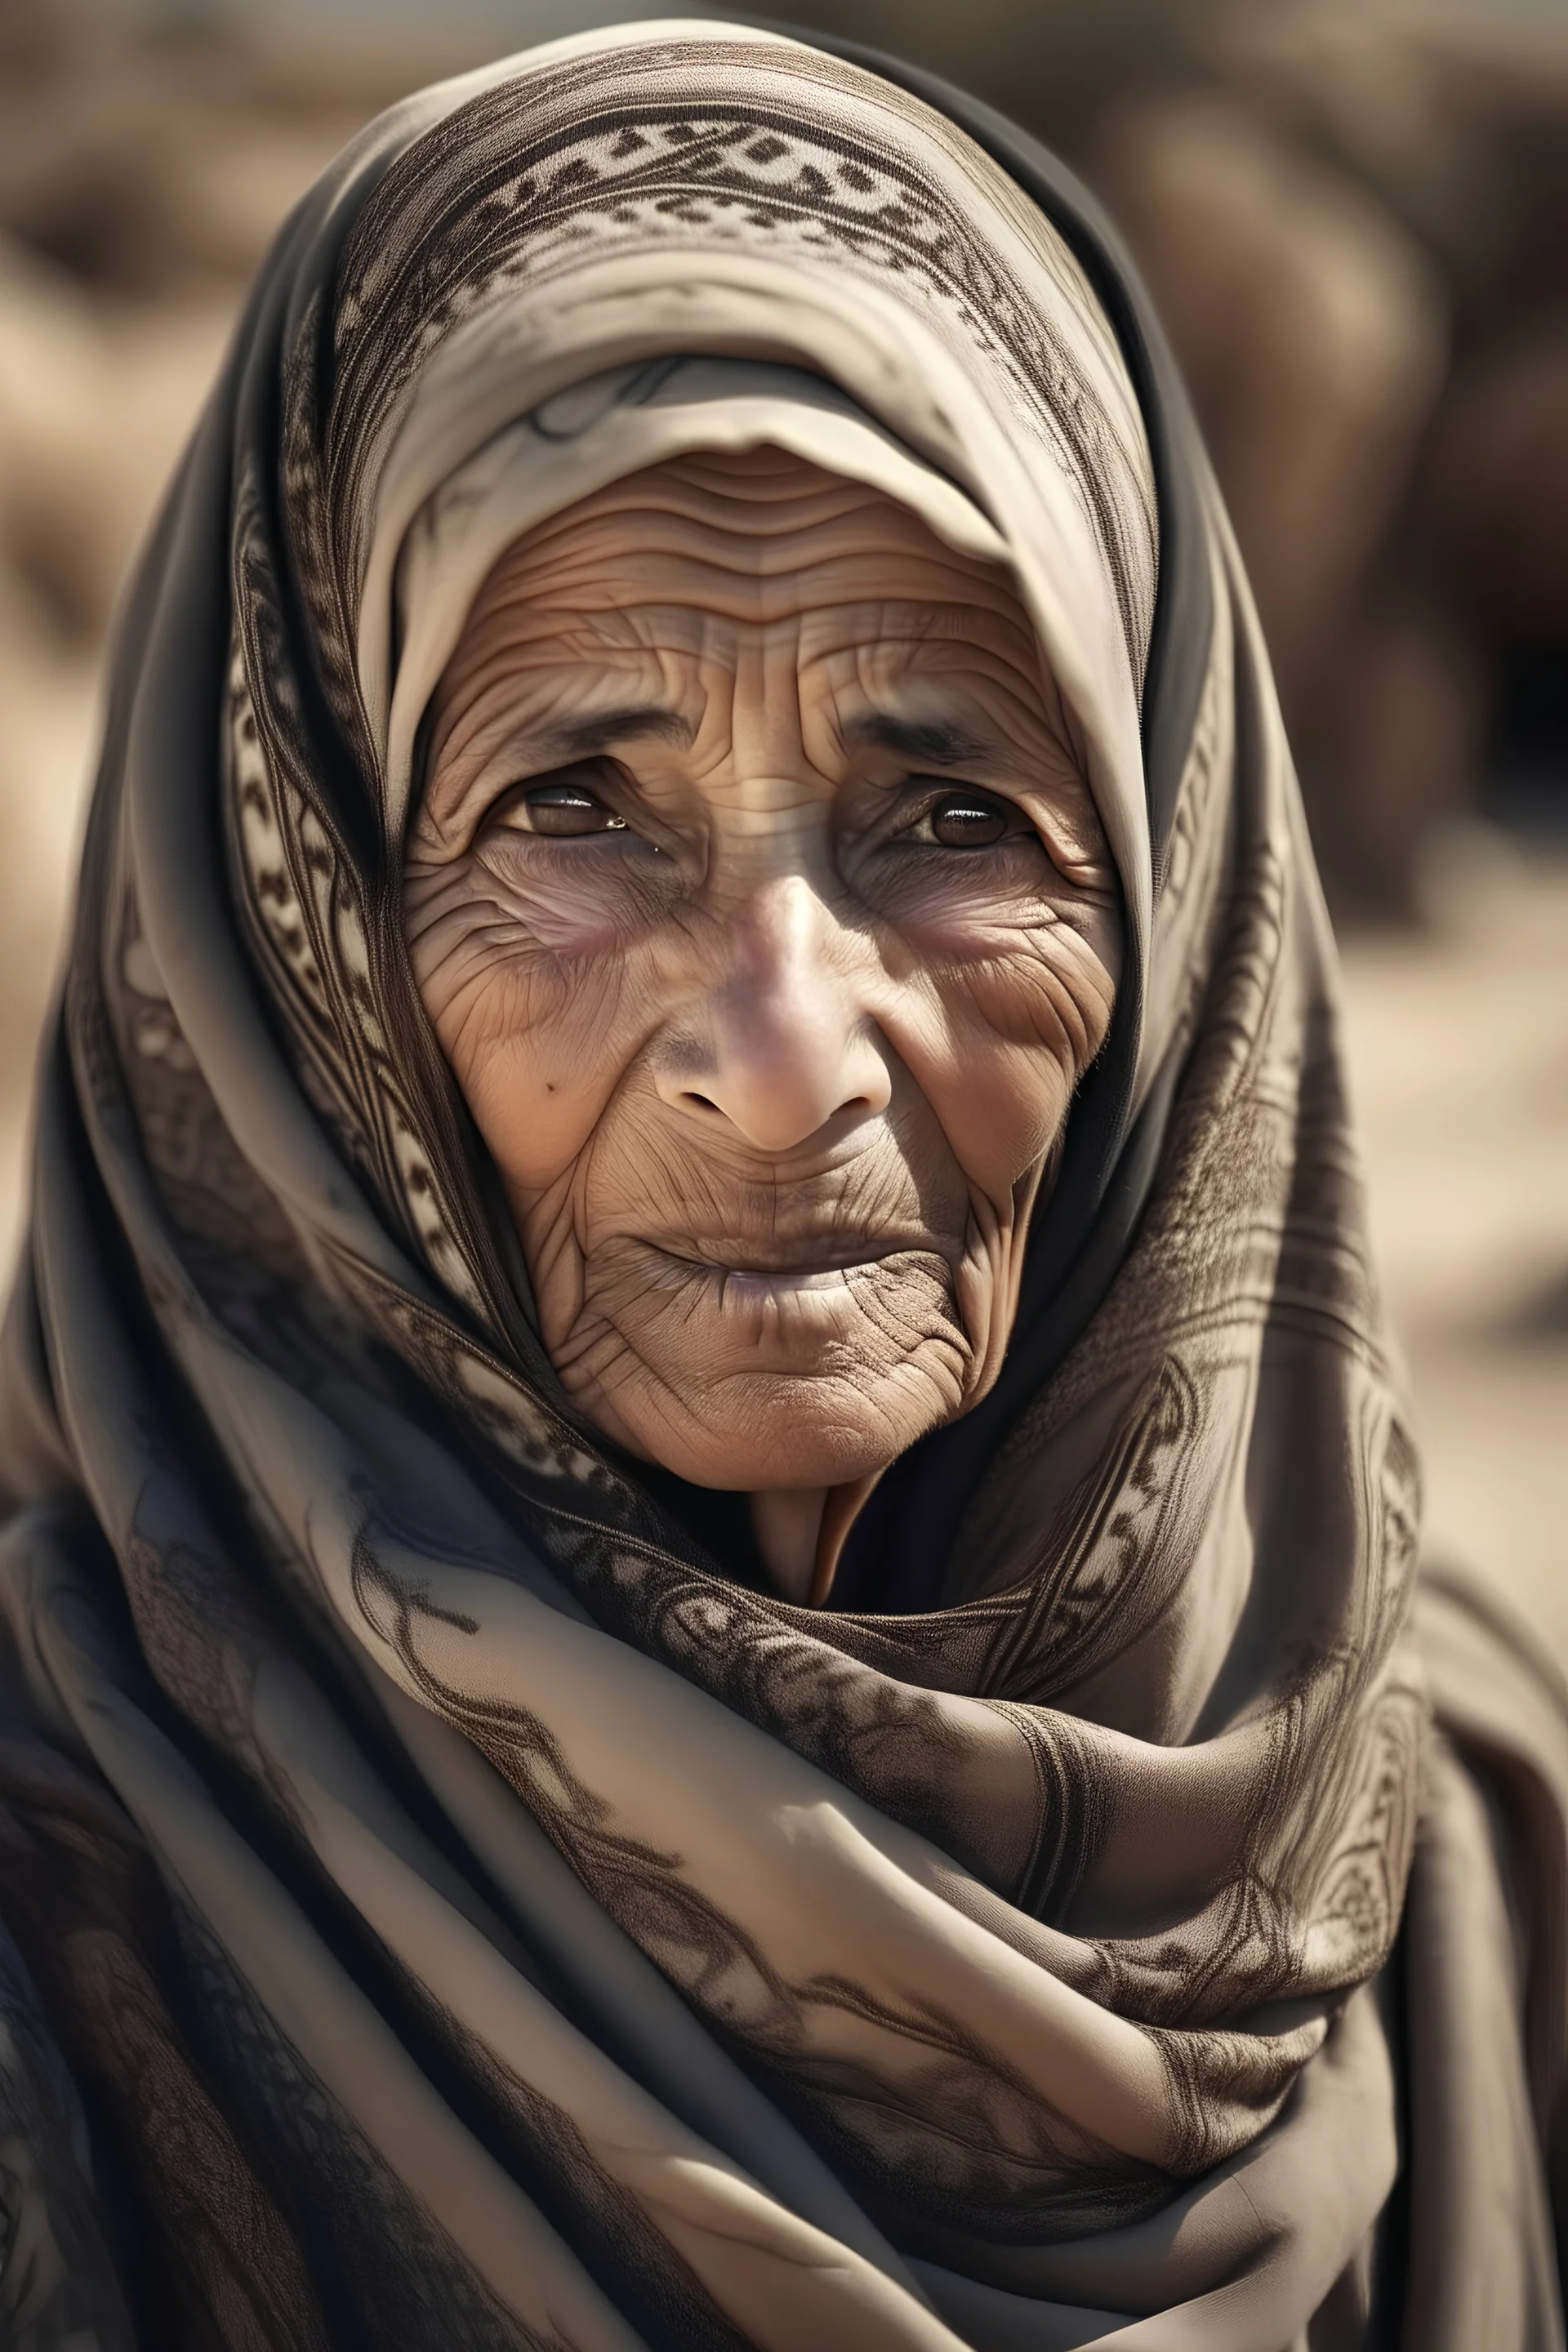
[0,22,1562,2352]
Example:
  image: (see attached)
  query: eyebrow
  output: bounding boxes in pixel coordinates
[844,713,998,767]
[530,705,696,761]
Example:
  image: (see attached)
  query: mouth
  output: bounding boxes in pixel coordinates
[629,1236,959,1334]
[556,1227,974,1454]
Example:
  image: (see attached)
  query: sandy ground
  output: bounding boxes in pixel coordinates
[1340,841,1568,1655]
[0,285,1561,1655]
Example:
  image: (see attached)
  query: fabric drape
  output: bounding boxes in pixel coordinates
[0,22,1561,2351]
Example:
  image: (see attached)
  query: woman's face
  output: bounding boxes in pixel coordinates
[405,448,1120,1495]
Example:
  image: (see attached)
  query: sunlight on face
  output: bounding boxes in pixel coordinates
[404,448,1120,1557]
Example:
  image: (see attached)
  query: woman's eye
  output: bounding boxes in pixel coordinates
[492,777,629,839]
[911,791,1023,849]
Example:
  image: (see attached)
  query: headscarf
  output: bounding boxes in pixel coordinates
[0,22,1560,2351]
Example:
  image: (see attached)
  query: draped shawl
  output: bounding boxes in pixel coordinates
[0,22,1565,2352]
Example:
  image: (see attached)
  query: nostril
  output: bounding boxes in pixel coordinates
[678,1086,877,1125]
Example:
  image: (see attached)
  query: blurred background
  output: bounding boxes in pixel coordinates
[1,0,1564,1645]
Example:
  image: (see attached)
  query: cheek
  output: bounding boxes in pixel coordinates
[469,842,675,959]
[404,857,657,1196]
[884,911,1119,1201]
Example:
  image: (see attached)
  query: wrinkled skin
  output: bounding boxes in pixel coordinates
[405,448,1120,1598]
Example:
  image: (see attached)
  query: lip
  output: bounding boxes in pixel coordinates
[719,1265,866,1298]
[630,1239,956,1324]
[640,1238,924,1279]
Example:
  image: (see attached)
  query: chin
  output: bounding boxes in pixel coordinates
[604,1370,956,1492]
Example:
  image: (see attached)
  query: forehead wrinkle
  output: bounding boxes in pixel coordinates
[814,625,1070,747]
[467,448,1020,611]
[480,538,1009,614]
[521,448,925,534]
[464,565,1037,660]
[432,615,687,738]
[796,601,1041,670]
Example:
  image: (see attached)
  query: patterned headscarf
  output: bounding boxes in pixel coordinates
[0,24,1436,2349]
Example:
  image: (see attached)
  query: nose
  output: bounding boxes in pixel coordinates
[655,876,892,1152]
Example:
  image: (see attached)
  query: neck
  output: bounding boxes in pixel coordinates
[749,1488,826,1606]
[749,1477,882,1607]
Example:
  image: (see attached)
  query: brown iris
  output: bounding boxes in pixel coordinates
[500,775,628,836]
[926,792,1013,848]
